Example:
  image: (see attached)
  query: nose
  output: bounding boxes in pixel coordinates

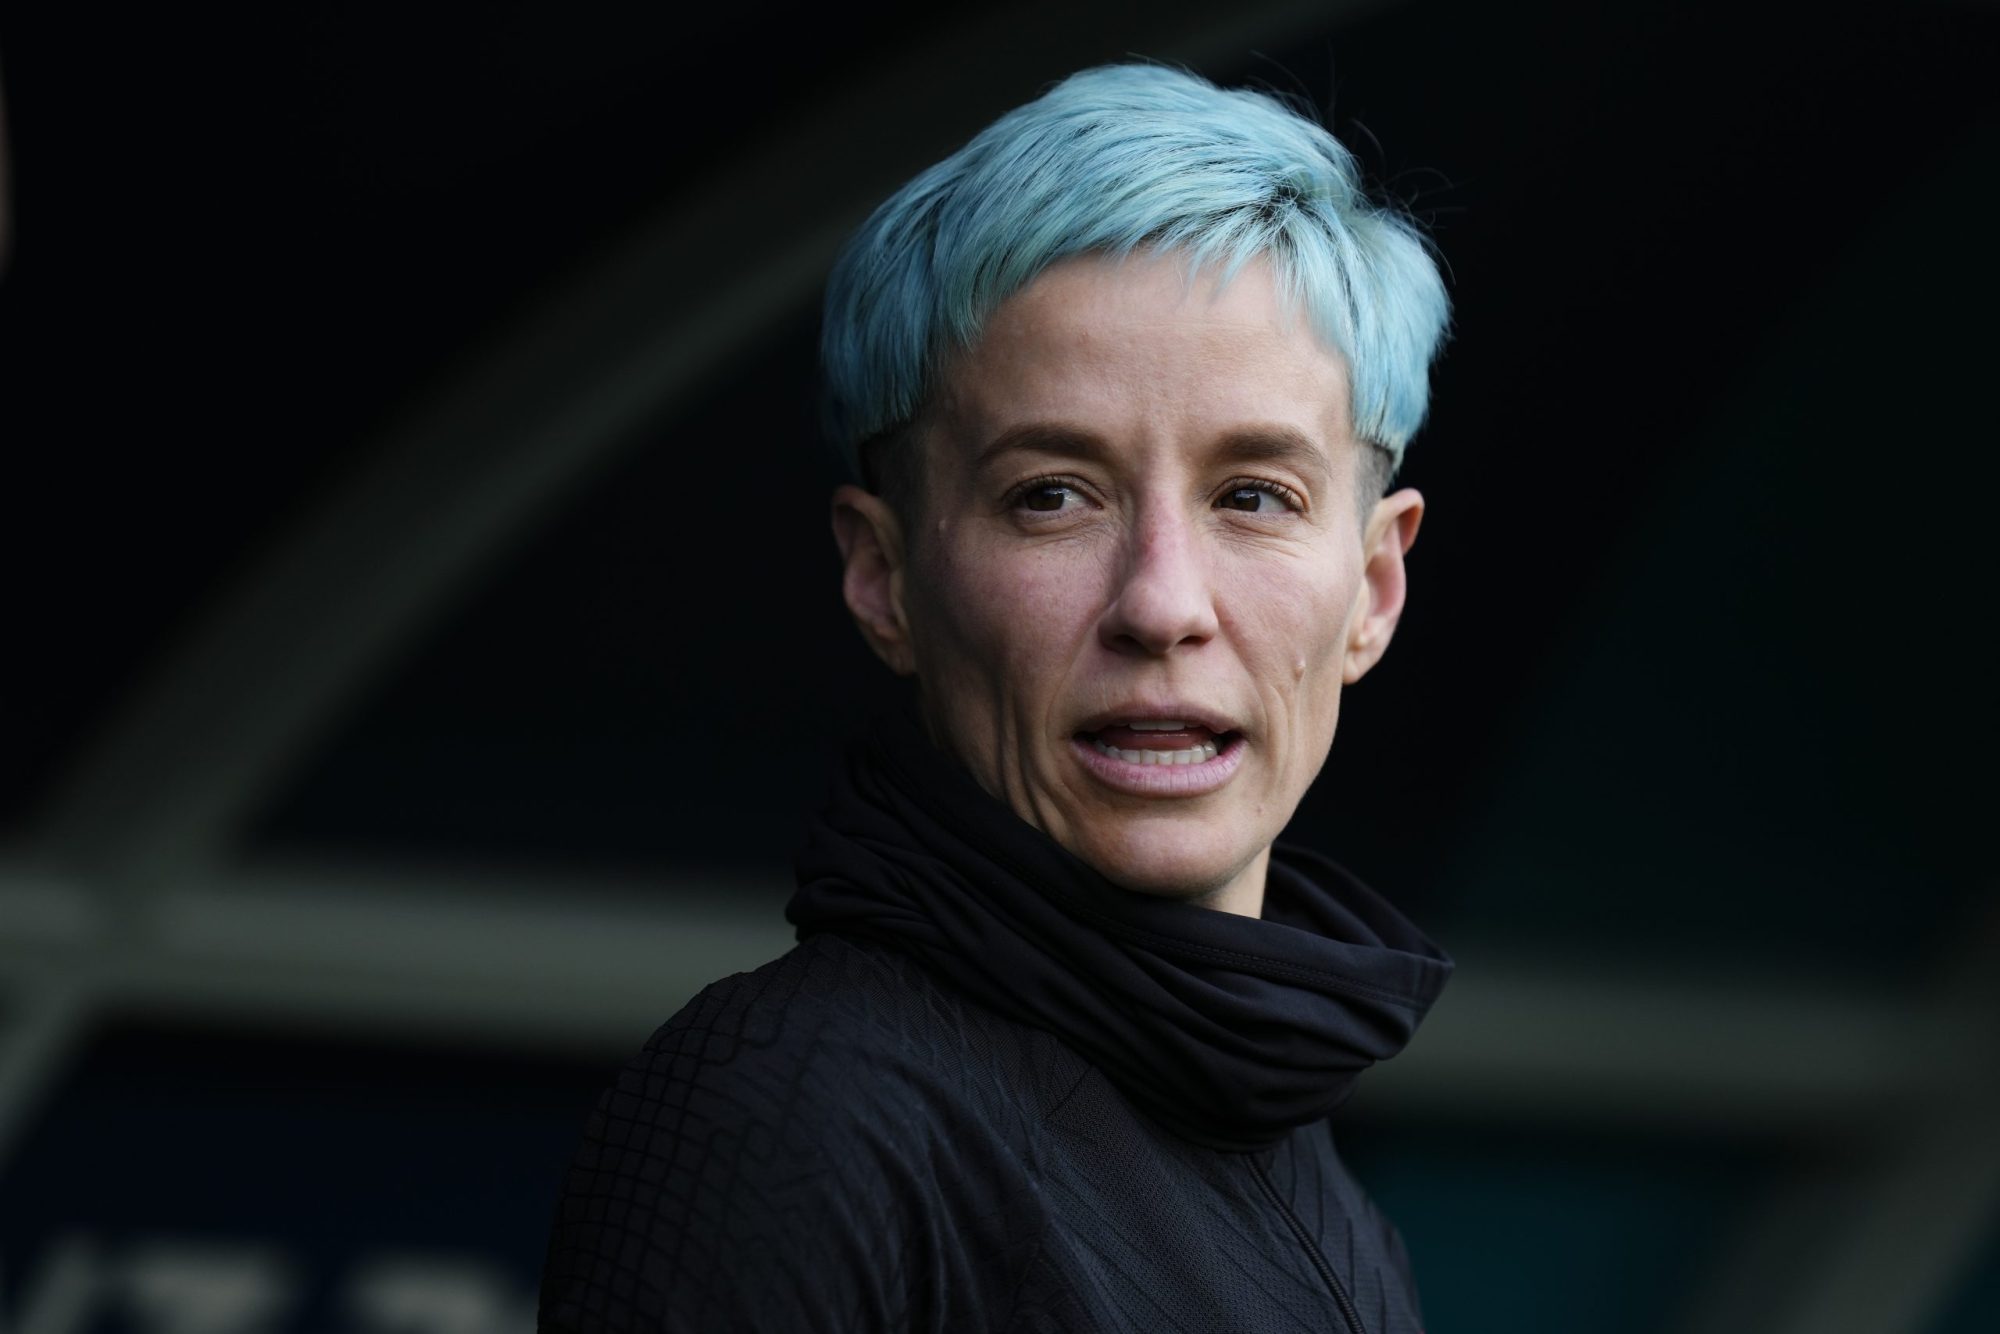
[1097,504,1220,656]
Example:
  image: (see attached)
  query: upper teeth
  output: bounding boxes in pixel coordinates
[1091,738,1219,765]
[1127,720,1191,731]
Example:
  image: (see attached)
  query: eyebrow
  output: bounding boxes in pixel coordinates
[971,423,1114,472]
[972,421,1334,487]
[1209,427,1335,487]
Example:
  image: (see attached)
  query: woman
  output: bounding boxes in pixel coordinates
[542,62,1454,1334]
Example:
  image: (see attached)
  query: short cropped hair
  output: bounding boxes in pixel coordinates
[821,62,1450,512]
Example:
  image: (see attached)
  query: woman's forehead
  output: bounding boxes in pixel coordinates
[926,252,1352,463]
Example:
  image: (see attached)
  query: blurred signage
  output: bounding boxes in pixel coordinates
[0,1024,615,1334]
[6,1237,535,1334]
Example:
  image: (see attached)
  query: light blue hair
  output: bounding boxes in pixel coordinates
[820,62,1452,483]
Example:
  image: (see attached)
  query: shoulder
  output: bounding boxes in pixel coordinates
[634,933,982,1116]
[646,929,951,1063]
[640,931,1082,1127]
[539,934,1013,1334]
[568,929,960,1193]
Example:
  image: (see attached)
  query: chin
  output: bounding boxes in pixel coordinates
[1068,816,1259,903]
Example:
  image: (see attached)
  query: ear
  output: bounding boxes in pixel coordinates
[1342,487,1424,684]
[830,483,916,676]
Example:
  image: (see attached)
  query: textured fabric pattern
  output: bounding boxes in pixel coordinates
[540,934,1432,1333]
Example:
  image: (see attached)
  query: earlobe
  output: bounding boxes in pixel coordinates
[830,484,916,676]
[1342,488,1424,684]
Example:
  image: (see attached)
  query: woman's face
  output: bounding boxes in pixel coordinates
[833,250,1422,916]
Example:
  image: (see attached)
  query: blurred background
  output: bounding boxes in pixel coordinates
[1,1,1995,1331]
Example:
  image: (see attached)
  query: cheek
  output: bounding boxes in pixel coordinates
[1227,552,1357,715]
[915,535,1103,696]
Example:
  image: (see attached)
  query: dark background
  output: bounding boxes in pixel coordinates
[1,3,1995,1332]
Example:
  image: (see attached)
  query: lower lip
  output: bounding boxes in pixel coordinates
[1070,732,1248,797]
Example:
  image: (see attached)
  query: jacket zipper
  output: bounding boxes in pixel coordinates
[1248,1154,1367,1334]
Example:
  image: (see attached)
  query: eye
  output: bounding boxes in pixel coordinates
[1005,475,1088,516]
[1216,479,1303,513]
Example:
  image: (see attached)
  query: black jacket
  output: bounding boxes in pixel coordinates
[540,709,1453,1333]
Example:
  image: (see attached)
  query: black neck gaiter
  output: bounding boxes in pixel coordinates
[786,707,1454,1150]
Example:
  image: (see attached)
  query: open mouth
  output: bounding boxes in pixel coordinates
[1074,720,1243,767]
